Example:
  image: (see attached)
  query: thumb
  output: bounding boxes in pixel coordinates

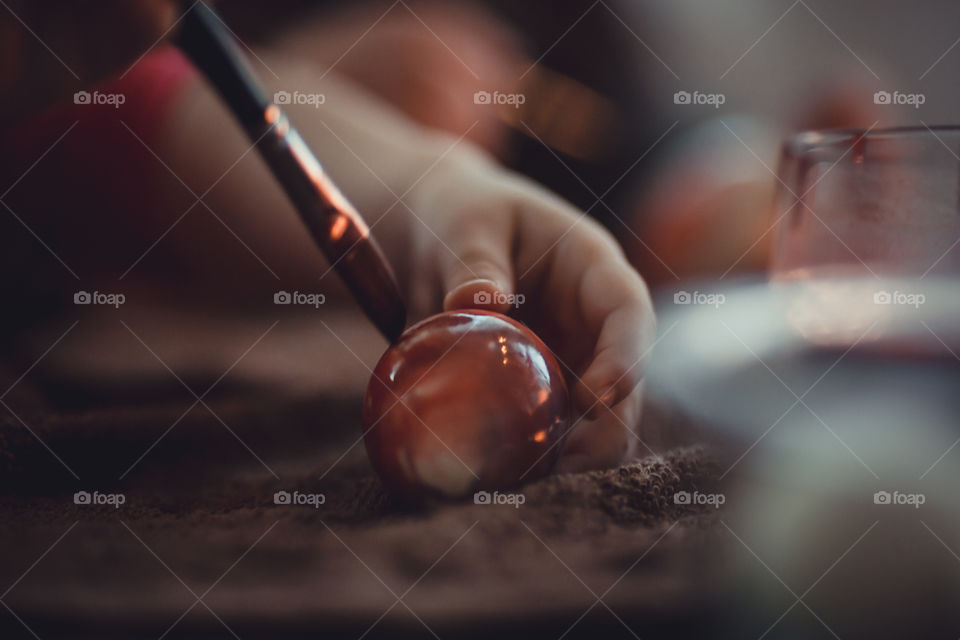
[439,216,515,313]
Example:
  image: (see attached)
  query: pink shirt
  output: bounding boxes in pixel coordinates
[0,46,196,272]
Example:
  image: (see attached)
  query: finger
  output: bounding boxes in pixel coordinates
[439,212,516,312]
[556,383,645,473]
[510,195,654,414]
[573,258,655,418]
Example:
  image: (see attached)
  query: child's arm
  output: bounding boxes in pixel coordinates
[1,5,653,471]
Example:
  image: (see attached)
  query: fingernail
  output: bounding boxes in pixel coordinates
[599,386,618,407]
[457,278,499,292]
[444,279,501,310]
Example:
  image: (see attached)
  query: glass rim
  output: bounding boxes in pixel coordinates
[785,124,960,157]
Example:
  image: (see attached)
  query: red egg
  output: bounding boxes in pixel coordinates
[362,310,570,500]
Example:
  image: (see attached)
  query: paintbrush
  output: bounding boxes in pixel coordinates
[177,1,406,342]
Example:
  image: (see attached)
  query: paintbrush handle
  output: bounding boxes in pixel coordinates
[177,1,406,342]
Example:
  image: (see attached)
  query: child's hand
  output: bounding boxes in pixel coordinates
[60,45,655,473]
[409,160,656,472]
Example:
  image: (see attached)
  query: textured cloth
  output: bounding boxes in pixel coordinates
[0,311,721,638]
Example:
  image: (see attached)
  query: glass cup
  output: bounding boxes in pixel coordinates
[771,126,960,279]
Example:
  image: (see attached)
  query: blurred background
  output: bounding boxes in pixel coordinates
[216,0,960,282]
[5,0,960,311]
